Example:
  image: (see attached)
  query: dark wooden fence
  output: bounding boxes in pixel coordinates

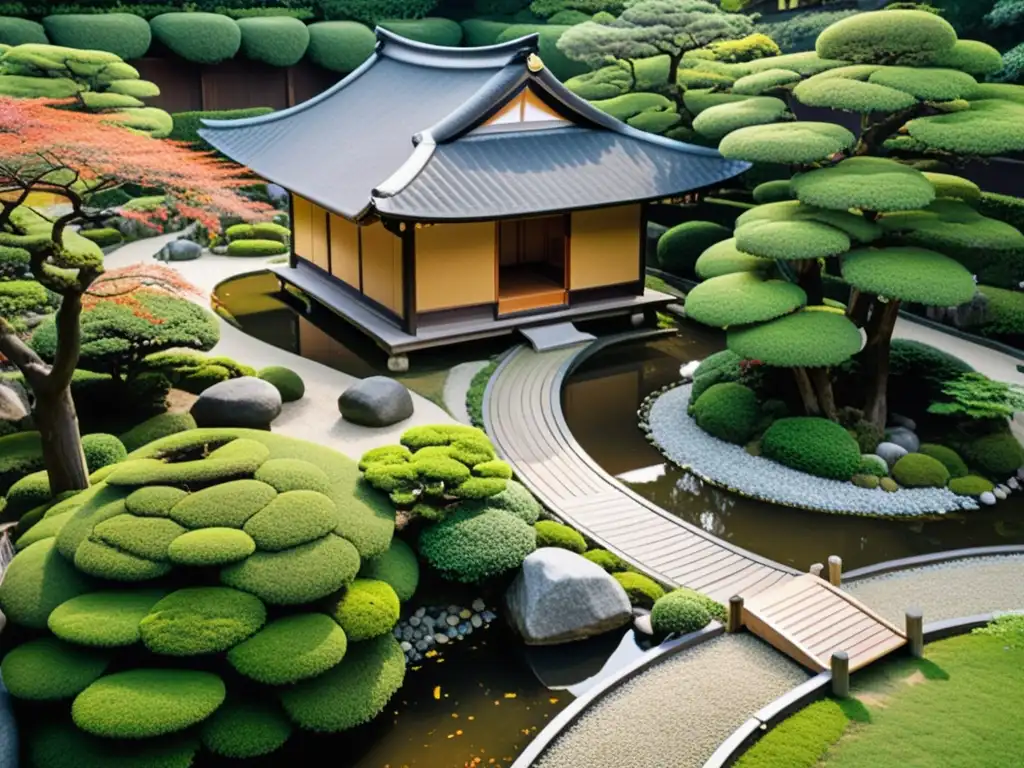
[131,57,342,113]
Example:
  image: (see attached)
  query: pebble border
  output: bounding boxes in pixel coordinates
[638,380,980,518]
[392,599,498,665]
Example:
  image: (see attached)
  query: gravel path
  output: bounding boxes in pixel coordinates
[845,555,1024,626]
[534,635,807,768]
[646,383,978,517]
[102,237,455,459]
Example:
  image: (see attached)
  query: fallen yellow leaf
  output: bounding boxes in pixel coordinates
[503,693,517,699]
[433,686,441,700]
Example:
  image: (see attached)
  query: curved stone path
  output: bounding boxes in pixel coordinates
[102,235,455,459]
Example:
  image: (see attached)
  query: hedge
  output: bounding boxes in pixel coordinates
[306,21,375,73]
[78,228,124,248]
[149,12,241,65]
[257,365,304,401]
[461,18,511,46]
[42,14,151,60]
[139,586,266,656]
[227,612,348,685]
[227,238,288,256]
[226,221,291,243]
[330,578,400,641]
[419,507,536,583]
[120,413,197,453]
[379,17,462,46]
[243,490,340,551]
[357,536,419,602]
[971,285,1024,340]
[169,107,274,147]
[918,444,968,479]
[200,699,293,759]
[236,16,309,67]
[692,382,761,446]
[613,571,665,609]
[891,452,950,488]
[318,0,436,25]
[0,16,47,45]
[955,431,1024,480]
[72,668,226,738]
[657,221,732,278]
[762,417,861,480]
[533,520,586,553]
[650,590,712,635]
[1,636,110,701]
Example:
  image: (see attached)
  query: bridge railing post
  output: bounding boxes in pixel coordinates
[906,607,924,658]
[828,555,842,587]
[727,595,744,633]
[831,651,850,698]
[809,562,824,579]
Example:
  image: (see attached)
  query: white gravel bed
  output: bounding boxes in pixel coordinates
[534,635,807,768]
[645,383,979,517]
[845,555,1024,625]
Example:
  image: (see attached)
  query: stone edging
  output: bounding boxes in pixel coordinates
[702,610,1014,768]
[509,622,725,768]
[843,545,1024,582]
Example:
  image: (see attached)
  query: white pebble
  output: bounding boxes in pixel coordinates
[471,598,486,612]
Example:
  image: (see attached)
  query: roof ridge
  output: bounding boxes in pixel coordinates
[376,27,539,69]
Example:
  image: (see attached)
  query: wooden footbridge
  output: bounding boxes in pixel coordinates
[484,341,910,674]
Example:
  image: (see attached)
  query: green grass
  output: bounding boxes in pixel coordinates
[737,616,1024,767]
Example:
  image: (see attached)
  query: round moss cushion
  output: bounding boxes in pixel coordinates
[91,514,186,562]
[256,366,305,402]
[278,634,405,732]
[167,527,256,566]
[200,699,293,759]
[139,587,267,656]
[168,479,277,529]
[357,537,420,603]
[228,612,348,684]
[0,538,96,629]
[125,486,188,518]
[242,490,340,551]
[685,272,806,329]
[48,589,168,647]
[73,539,172,582]
[330,579,400,642]
[72,668,226,738]
[254,458,331,495]
[28,719,200,768]
[1,636,111,700]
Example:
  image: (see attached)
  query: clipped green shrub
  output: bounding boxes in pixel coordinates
[692,383,760,446]
[236,16,309,67]
[0,17,48,45]
[650,590,712,635]
[278,634,405,732]
[761,417,861,480]
[613,571,665,609]
[0,538,95,629]
[139,586,266,656]
[0,244,30,280]
[816,9,956,66]
[948,474,995,496]
[753,180,794,205]
[419,507,536,583]
[892,453,951,488]
[330,579,400,642]
[200,699,293,759]
[461,18,511,46]
[167,527,256,566]
[48,589,167,648]
[168,107,274,147]
[473,480,541,523]
[657,221,732,278]
[221,534,360,605]
[0,280,57,319]
[306,21,375,73]
[317,0,437,24]
[228,612,348,685]
[120,413,197,453]
[257,365,305,402]
[918,444,968,479]
[583,548,629,573]
[72,668,226,738]
[1,636,110,701]
[971,285,1024,341]
[357,537,419,602]
[534,519,586,553]
[5,470,53,521]
[42,14,152,60]
[956,432,1024,479]
[78,227,124,248]
[82,434,128,473]
[149,12,241,64]
[690,350,744,405]
[379,17,462,46]
[496,24,586,81]
[227,238,288,256]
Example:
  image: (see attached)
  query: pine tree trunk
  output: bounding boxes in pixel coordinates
[793,367,821,415]
[862,300,901,430]
[809,367,838,421]
[35,386,89,493]
[846,288,871,327]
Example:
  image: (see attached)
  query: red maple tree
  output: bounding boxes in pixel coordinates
[0,97,273,493]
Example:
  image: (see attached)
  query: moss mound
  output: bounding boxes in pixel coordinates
[694,238,773,280]
[762,417,862,480]
[74,538,171,582]
[92,514,185,562]
[948,474,995,496]
[815,9,956,66]
[583,548,630,573]
[168,478,277,529]
[254,458,331,495]
[613,572,666,609]
[278,634,405,732]
[149,12,241,65]
[1,636,110,700]
[419,508,536,583]
[918,444,969,479]
[72,668,226,738]
[650,590,713,635]
[48,589,167,647]
[243,489,340,551]
[357,537,419,603]
[256,366,305,402]
[533,520,587,554]
[200,699,293,759]
[692,383,761,446]
[657,221,732,277]
[956,432,1024,479]
[27,720,200,768]
[228,613,348,685]
[120,414,196,453]
[792,157,935,213]
[475,479,543,524]
[167,527,255,566]
[139,587,266,656]
[0,538,95,629]
[330,579,400,642]
[236,16,308,68]
[125,485,188,518]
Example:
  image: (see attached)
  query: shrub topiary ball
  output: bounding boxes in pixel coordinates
[613,572,666,609]
[761,417,861,480]
[956,432,1024,480]
[330,579,400,642]
[474,479,542,524]
[582,548,630,573]
[650,591,713,635]
[139,587,267,656]
[918,444,968,479]
[692,383,761,446]
[257,366,305,402]
[419,507,536,583]
[892,453,950,488]
[228,613,348,685]
[357,537,419,603]
[533,520,587,554]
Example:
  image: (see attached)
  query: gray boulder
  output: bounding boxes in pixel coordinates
[888,413,917,432]
[875,441,909,468]
[338,376,413,428]
[0,381,30,423]
[191,377,282,430]
[884,427,920,453]
[505,548,633,646]
[156,239,203,262]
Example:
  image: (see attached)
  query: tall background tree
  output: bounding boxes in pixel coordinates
[0,96,270,494]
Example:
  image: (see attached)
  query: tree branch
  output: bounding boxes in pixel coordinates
[0,317,51,388]
[48,291,84,391]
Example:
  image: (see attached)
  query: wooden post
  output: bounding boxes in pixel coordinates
[828,556,842,587]
[810,563,824,579]
[831,651,850,698]
[906,607,924,658]
[727,596,744,633]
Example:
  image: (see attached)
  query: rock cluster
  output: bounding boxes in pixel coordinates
[393,598,497,664]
